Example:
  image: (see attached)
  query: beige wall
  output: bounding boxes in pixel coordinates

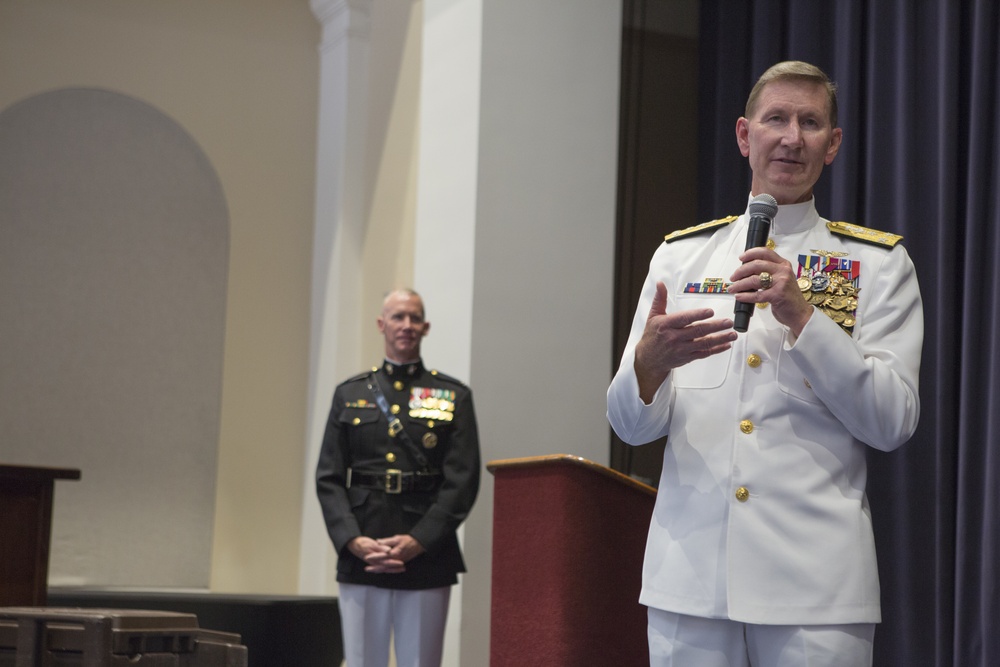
[0,0,320,593]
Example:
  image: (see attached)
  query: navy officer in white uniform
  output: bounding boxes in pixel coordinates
[607,61,923,666]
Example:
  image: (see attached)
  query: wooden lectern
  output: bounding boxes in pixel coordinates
[0,464,80,606]
[488,454,656,666]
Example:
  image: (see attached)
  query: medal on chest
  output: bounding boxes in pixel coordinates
[797,250,860,334]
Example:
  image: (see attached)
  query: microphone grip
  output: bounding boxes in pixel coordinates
[733,304,754,333]
[743,217,772,252]
[733,216,771,333]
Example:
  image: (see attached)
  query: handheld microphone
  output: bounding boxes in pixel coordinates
[733,193,778,333]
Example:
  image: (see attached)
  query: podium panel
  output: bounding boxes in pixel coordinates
[0,465,80,606]
[488,454,655,666]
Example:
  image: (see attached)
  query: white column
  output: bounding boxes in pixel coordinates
[415,3,481,372]
[460,1,623,664]
[414,2,483,664]
[299,0,373,596]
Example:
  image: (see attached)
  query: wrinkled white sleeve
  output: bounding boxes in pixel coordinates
[787,244,923,451]
[607,248,676,445]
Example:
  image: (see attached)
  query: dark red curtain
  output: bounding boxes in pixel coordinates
[698,1,999,665]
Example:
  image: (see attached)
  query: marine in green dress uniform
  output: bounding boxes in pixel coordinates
[316,288,480,666]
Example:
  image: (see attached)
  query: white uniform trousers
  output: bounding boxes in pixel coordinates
[338,583,451,667]
[648,608,875,667]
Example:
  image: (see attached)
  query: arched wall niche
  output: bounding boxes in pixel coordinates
[0,87,229,588]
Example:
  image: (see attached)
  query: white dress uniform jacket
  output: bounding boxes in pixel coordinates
[607,197,923,625]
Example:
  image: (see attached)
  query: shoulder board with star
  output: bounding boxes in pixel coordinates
[427,369,467,387]
[827,221,903,248]
[664,215,738,243]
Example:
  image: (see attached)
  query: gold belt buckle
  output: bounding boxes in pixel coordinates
[384,469,403,494]
[388,419,403,437]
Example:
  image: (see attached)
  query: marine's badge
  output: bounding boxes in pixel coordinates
[409,386,456,422]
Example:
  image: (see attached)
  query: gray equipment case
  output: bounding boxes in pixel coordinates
[0,607,247,667]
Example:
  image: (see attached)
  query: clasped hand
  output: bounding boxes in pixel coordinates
[347,534,426,574]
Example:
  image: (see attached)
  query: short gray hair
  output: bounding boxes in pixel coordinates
[745,61,839,128]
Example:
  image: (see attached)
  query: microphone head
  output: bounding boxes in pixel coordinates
[749,193,778,219]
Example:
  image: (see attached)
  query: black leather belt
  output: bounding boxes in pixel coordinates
[349,469,443,494]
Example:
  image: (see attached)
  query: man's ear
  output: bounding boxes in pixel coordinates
[825,127,843,165]
[736,117,751,157]
[420,322,431,337]
[376,316,386,334]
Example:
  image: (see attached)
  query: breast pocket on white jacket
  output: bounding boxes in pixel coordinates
[670,293,733,389]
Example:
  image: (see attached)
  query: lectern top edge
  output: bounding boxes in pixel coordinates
[486,453,656,496]
[0,464,81,480]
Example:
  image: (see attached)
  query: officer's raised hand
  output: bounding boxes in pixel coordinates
[634,281,738,402]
